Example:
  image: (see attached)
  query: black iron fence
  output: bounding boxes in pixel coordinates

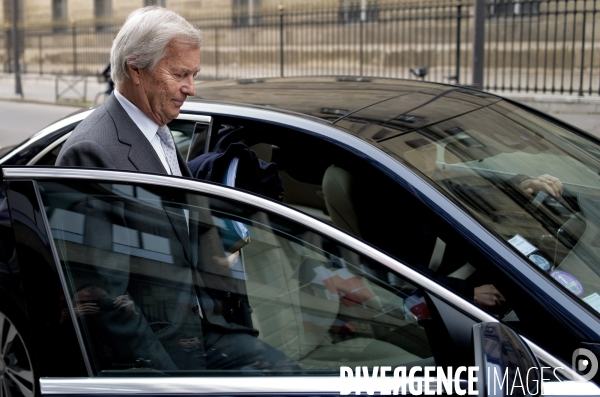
[485,0,599,95]
[3,1,600,95]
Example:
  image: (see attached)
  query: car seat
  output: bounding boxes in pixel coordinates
[321,165,476,282]
[241,222,423,369]
[322,165,362,238]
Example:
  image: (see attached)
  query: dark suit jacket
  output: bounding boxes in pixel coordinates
[56,94,191,177]
[55,95,250,371]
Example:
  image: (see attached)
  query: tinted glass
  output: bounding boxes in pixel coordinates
[39,179,435,376]
[168,119,195,161]
[335,88,500,141]
[194,78,431,121]
[381,100,600,317]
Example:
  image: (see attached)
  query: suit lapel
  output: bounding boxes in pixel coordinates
[106,95,193,178]
[105,94,191,261]
[104,95,168,175]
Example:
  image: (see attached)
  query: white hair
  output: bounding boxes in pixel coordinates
[110,6,202,85]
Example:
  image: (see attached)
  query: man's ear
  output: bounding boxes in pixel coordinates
[127,62,141,85]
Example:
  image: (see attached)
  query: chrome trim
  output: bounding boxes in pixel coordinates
[28,132,71,165]
[40,377,341,395]
[23,112,209,166]
[0,107,204,166]
[40,376,456,395]
[40,375,600,396]
[0,110,92,165]
[30,180,94,376]
[176,113,211,123]
[3,167,496,324]
[181,101,332,129]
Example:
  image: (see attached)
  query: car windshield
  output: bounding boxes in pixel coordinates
[380,100,600,317]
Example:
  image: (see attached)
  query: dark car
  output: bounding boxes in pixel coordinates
[1,77,600,395]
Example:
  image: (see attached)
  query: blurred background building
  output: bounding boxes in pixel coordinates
[1,0,598,96]
[2,0,327,26]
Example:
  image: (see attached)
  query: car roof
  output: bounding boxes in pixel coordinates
[3,77,587,168]
[192,77,503,125]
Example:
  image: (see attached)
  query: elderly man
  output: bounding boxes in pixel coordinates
[56,6,292,373]
[57,6,198,174]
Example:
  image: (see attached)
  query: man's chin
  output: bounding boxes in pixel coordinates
[167,109,182,122]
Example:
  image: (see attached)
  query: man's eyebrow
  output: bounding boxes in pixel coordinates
[183,68,201,74]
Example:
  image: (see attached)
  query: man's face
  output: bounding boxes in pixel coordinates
[179,337,201,349]
[136,39,200,125]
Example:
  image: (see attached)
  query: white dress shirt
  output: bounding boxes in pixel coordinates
[114,90,172,174]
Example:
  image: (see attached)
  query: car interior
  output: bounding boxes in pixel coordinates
[192,114,585,365]
[201,116,491,287]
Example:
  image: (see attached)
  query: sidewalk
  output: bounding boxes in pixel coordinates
[0,73,106,106]
[2,73,600,137]
[488,91,600,138]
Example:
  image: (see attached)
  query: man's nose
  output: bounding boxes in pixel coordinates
[182,76,196,97]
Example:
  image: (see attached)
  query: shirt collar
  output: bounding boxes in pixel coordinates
[114,90,160,142]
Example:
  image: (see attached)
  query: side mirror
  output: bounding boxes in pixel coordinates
[473,322,541,397]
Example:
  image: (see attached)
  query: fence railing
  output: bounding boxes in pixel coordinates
[484,0,600,95]
[3,1,600,95]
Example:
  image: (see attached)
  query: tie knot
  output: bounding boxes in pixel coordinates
[157,125,173,147]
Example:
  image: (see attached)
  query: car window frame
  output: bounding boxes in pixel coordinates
[0,113,89,166]
[28,132,71,165]
[2,166,582,395]
[24,112,212,166]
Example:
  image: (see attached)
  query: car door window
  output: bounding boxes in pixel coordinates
[36,177,493,377]
[183,118,511,317]
[198,118,354,222]
[167,118,200,161]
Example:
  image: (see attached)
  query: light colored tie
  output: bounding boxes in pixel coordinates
[156,125,182,176]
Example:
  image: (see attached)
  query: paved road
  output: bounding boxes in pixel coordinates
[0,101,83,149]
